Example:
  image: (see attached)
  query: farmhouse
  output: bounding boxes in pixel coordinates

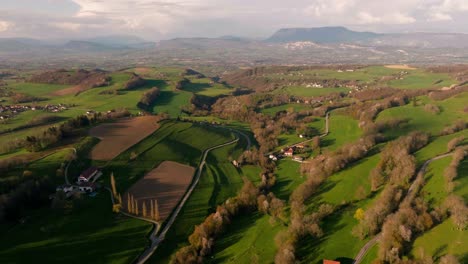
[77,166,100,183]
[284,148,294,157]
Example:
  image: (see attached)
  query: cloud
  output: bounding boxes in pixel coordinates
[0,20,12,32]
[1,0,468,39]
[305,0,417,26]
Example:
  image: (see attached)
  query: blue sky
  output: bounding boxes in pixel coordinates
[0,0,467,40]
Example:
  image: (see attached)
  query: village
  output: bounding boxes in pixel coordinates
[0,103,71,120]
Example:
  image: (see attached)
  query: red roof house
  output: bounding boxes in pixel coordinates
[78,166,99,183]
[284,148,294,157]
[323,260,340,264]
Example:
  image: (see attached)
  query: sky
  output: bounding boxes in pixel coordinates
[0,0,467,40]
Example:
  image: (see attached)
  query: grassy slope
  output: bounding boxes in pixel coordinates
[410,157,468,260]
[377,92,468,137]
[207,213,284,264]
[206,159,303,264]
[297,153,381,264]
[0,195,152,264]
[323,114,362,150]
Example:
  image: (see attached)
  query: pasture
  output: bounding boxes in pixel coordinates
[0,195,152,264]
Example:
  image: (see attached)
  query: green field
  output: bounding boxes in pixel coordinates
[377,92,468,137]
[411,220,468,260]
[387,70,456,89]
[184,78,233,97]
[323,114,362,150]
[207,213,284,264]
[0,195,152,264]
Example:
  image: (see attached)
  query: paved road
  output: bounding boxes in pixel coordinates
[353,149,464,264]
[133,137,241,264]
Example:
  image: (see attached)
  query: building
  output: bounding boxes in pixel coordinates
[77,166,100,183]
[323,260,340,264]
[56,184,74,193]
[284,148,294,157]
[78,182,96,193]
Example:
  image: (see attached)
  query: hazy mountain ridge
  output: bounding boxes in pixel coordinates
[1,28,468,68]
[266,26,380,43]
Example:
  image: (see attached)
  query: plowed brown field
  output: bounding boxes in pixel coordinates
[125,161,195,220]
[89,116,160,161]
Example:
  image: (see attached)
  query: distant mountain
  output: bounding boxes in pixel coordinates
[85,35,148,48]
[0,38,46,52]
[63,41,121,52]
[368,33,468,49]
[266,26,380,43]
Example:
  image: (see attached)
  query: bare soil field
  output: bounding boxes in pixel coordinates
[89,116,160,161]
[125,161,195,220]
[385,64,417,70]
[51,84,86,96]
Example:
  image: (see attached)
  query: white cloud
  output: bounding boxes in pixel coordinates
[428,12,452,21]
[0,20,12,32]
[1,0,468,39]
[304,0,417,25]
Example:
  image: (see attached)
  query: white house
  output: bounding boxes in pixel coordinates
[78,183,96,193]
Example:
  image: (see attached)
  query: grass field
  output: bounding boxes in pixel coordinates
[274,86,350,97]
[414,130,468,165]
[295,151,382,263]
[387,70,456,89]
[411,220,468,261]
[207,213,285,264]
[322,114,361,150]
[410,156,468,261]
[184,78,233,97]
[272,159,304,200]
[0,195,152,264]
[377,92,468,137]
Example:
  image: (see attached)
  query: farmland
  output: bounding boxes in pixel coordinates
[1,64,467,264]
[89,116,161,161]
[125,161,196,220]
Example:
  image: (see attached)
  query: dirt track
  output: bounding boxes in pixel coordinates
[125,161,195,220]
[89,116,160,161]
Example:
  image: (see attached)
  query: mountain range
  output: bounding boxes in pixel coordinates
[1,27,468,68]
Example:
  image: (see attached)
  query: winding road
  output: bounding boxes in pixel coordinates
[353,149,466,264]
